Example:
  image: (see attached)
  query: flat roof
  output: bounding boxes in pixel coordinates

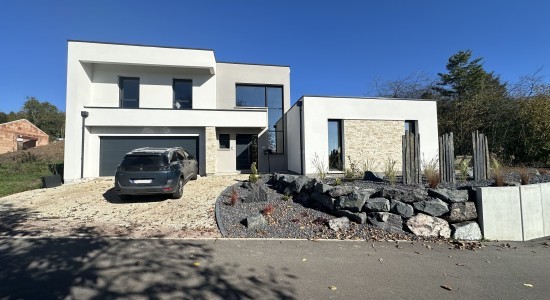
[68,39,214,52]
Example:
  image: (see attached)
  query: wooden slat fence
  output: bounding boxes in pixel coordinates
[402,131,421,184]
[439,132,455,183]
[472,130,491,180]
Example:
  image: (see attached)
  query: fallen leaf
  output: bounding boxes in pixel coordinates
[456,263,465,266]
[302,258,307,261]
[328,286,337,291]
[193,262,200,267]
[524,283,533,288]
[441,285,452,291]
[378,258,383,263]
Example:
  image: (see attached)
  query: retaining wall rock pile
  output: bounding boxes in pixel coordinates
[271,173,482,240]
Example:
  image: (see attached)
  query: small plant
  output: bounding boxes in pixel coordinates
[229,188,239,206]
[311,153,327,182]
[457,156,469,182]
[262,203,274,216]
[334,177,342,186]
[519,167,530,185]
[345,156,362,179]
[491,157,505,187]
[249,162,259,183]
[422,156,440,189]
[281,193,292,201]
[384,158,397,185]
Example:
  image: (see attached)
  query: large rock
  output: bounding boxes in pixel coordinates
[428,188,469,203]
[336,189,374,212]
[390,200,414,218]
[364,197,390,212]
[314,181,332,194]
[328,186,355,198]
[245,214,267,229]
[375,187,427,203]
[367,212,404,233]
[406,213,451,238]
[363,171,385,182]
[288,175,311,194]
[278,174,297,186]
[446,202,477,223]
[413,198,449,217]
[329,217,350,231]
[334,210,367,224]
[243,186,268,203]
[310,192,336,211]
[451,221,482,240]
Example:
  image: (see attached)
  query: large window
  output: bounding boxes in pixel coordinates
[119,77,140,108]
[173,79,192,109]
[236,85,284,153]
[328,120,343,171]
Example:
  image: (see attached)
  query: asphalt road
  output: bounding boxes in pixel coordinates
[0,237,548,299]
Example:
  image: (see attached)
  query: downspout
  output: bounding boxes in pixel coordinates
[297,100,304,175]
[80,111,89,179]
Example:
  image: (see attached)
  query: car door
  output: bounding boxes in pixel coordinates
[177,150,192,181]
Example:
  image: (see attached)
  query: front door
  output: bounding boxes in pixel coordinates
[236,134,258,170]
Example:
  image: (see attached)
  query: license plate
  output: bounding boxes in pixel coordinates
[132,179,152,184]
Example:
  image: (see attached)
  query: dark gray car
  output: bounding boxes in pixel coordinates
[114,147,198,199]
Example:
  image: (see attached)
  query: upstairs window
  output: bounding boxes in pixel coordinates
[119,77,140,108]
[173,79,193,109]
[236,84,284,153]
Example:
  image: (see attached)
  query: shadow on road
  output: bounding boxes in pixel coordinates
[0,204,297,299]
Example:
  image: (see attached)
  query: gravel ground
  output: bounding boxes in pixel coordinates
[217,170,550,242]
[0,174,247,238]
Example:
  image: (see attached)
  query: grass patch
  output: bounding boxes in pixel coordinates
[0,156,60,198]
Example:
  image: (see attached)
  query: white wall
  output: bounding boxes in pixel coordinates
[91,64,216,109]
[286,103,302,174]
[299,96,439,175]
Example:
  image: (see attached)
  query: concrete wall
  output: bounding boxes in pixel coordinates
[477,182,550,241]
[298,97,439,175]
[286,104,302,174]
[343,119,402,173]
[0,119,49,154]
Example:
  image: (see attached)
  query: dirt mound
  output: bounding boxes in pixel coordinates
[0,141,64,164]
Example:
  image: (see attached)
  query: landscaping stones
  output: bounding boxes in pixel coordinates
[288,175,311,194]
[243,186,268,203]
[334,210,367,224]
[363,171,385,182]
[413,198,449,217]
[428,188,468,203]
[375,187,427,203]
[311,192,336,211]
[314,181,332,194]
[446,202,477,223]
[336,189,374,212]
[367,212,404,233]
[406,214,451,238]
[329,217,350,231]
[328,186,354,198]
[364,197,390,212]
[245,214,267,229]
[451,221,482,240]
[390,200,414,218]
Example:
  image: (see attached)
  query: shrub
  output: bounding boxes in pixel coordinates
[384,158,397,185]
[491,157,505,187]
[334,177,342,186]
[262,203,274,216]
[229,188,239,206]
[281,193,292,201]
[249,162,259,183]
[312,153,327,182]
[457,156,469,181]
[422,156,440,188]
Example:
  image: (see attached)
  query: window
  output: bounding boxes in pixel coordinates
[119,77,140,108]
[236,84,284,153]
[328,120,343,171]
[405,120,417,135]
[219,134,230,149]
[173,79,192,109]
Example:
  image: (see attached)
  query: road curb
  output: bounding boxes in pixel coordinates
[215,184,235,238]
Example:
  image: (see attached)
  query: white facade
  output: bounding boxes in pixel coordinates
[64,41,290,181]
[286,96,439,175]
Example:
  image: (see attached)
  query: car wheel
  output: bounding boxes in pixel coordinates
[191,172,198,180]
[172,178,184,199]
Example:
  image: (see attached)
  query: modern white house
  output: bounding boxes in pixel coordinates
[63,40,438,182]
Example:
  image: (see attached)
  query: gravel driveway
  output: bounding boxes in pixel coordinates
[0,175,247,238]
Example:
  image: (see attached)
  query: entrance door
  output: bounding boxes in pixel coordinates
[236,134,258,170]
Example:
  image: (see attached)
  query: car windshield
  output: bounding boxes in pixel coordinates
[120,154,168,171]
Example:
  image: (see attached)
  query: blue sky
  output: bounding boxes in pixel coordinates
[1,0,549,113]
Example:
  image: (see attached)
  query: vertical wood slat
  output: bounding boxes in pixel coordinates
[450,132,455,183]
[415,133,420,183]
[438,132,455,183]
[472,131,490,181]
[485,135,491,179]
[402,131,420,185]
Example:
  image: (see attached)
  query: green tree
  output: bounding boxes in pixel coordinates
[0,112,7,124]
[19,97,65,139]
[434,50,512,156]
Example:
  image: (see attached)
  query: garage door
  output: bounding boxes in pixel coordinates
[99,136,199,176]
